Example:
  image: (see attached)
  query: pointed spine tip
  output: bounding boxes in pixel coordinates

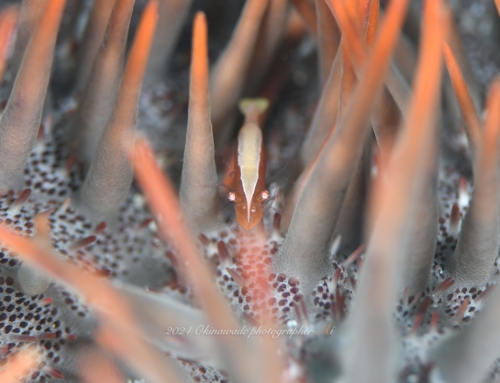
[192,11,209,87]
[179,9,219,232]
[121,0,158,90]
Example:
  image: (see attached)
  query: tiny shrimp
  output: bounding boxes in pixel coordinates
[228,98,270,230]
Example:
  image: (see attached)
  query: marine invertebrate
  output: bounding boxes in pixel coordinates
[0,0,498,382]
[228,99,270,230]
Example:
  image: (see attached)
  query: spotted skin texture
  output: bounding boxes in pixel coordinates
[174,166,497,383]
[0,1,499,383]
[0,108,175,382]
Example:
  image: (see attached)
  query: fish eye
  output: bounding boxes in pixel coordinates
[251,207,256,213]
[261,190,269,200]
[228,192,236,201]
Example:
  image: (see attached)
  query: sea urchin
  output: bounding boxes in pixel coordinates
[0,0,499,383]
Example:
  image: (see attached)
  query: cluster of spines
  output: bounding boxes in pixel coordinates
[0,0,498,382]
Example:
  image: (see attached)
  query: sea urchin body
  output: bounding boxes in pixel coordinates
[0,0,499,383]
